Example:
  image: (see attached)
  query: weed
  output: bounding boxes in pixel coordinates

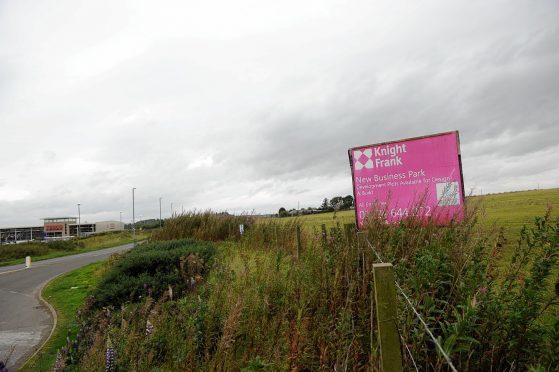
[62,207,559,371]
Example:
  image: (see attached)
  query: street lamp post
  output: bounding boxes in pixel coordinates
[132,187,136,246]
[77,203,81,238]
[159,197,162,228]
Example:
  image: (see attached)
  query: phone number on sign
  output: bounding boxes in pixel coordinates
[358,206,432,221]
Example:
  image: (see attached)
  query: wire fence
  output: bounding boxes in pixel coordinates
[244,221,459,370]
[363,234,459,372]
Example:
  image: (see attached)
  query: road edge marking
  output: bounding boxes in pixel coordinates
[19,273,63,370]
[0,267,27,275]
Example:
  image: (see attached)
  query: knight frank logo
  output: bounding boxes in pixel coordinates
[353,149,374,170]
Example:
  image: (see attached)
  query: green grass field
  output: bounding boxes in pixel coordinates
[284,209,356,228]
[290,188,559,240]
[472,188,559,234]
[21,262,106,371]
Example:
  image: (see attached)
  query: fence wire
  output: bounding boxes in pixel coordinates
[401,334,420,372]
[363,236,459,372]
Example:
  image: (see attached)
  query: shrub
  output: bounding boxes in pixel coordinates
[91,239,216,308]
[46,240,82,251]
[0,240,83,263]
[0,242,50,261]
[363,205,559,371]
[470,211,559,370]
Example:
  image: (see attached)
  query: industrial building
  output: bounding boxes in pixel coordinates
[0,226,43,243]
[0,217,125,243]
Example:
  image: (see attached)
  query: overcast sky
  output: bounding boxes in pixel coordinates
[1,0,558,226]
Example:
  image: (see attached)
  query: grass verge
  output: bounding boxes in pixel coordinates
[0,231,150,267]
[20,262,105,371]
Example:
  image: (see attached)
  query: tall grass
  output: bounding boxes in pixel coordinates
[152,211,254,241]
[62,207,558,371]
[363,203,559,370]
[240,218,306,253]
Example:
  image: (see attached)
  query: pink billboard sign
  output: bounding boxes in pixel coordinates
[349,131,465,228]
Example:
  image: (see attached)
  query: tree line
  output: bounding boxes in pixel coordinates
[278,195,354,217]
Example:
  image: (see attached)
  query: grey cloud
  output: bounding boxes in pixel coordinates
[1,0,559,226]
[465,127,559,159]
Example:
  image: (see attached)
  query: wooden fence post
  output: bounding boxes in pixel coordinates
[344,223,355,245]
[296,225,302,260]
[321,224,327,244]
[373,263,403,372]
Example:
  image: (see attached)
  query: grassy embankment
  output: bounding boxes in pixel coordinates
[34,189,558,370]
[0,230,150,267]
[52,198,558,371]
[21,261,107,371]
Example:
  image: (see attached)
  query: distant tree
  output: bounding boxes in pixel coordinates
[278,207,288,218]
[342,195,354,209]
[330,196,343,210]
[320,198,329,210]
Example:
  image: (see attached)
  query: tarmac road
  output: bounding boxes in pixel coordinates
[0,243,134,370]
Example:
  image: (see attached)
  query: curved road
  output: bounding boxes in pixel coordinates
[0,243,134,370]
